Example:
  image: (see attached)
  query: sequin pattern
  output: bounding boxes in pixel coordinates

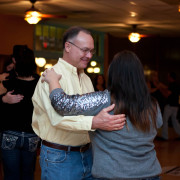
[51,89,109,116]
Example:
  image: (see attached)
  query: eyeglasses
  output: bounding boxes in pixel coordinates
[68,41,96,55]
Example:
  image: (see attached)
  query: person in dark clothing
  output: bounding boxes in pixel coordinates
[147,70,165,114]
[0,55,16,94]
[94,74,106,91]
[0,46,40,180]
[159,72,180,140]
[0,45,28,83]
[0,45,30,103]
[0,55,15,80]
[3,55,16,80]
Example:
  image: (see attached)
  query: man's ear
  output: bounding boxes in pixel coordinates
[64,42,71,53]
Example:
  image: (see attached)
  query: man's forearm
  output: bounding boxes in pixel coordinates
[92,104,126,131]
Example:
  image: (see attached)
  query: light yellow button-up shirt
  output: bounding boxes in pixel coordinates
[32,58,94,146]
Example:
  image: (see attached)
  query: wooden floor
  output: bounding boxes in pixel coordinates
[1,127,180,180]
[155,127,180,180]
[156,138,180,180]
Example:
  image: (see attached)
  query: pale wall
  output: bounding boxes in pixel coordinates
[0,14,34,55]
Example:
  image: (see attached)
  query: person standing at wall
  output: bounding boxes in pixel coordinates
[94,74,106,91]
[32,26,126,180]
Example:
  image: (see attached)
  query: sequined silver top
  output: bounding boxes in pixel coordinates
[49,88,111,116]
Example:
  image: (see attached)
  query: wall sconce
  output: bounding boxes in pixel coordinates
[87,67,94,73]
[44,64,53,69]
[87,61,100,73]
[94,67,100,73]
[35,57,46,67]
[90,61,97,67]
[128,32,141,43]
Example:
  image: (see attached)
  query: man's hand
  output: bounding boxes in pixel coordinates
[92,104,126,131]
[2,90,24,104]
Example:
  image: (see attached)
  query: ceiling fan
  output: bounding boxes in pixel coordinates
[24,0,67,24]
[127,24,158,42]
[127,25,141,43]
[88,23,153,41]
[0,0,67,24]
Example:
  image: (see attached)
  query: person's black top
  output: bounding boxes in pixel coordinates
[167,82,180,107]
[150,82,165,113]
[1,76,39,133]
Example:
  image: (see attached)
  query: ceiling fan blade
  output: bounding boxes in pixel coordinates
[0,0,49,4]
[0,0,25,4]
[30,0,50,3]
[140,34,149,38]
[41,14,67,19]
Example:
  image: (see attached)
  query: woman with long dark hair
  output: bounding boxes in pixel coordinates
[0,46,40,180]
[42,50,162,180]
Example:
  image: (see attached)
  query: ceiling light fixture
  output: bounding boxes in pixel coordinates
[25,10,42,24]
[130,12,137,17]
[128,25,141,43]
[130,1,136,5]
[128,32,141,43]
[24,0,42,24]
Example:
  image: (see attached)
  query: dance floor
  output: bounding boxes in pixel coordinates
[155,128,180,180]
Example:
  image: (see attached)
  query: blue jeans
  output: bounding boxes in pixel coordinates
[94,176,161,180]
[40,143,93,180]
[162,105,180,139]
[142,177,160,180]
[0,130,40,180]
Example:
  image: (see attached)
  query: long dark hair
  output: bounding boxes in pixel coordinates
[15,46,37,77]
[107,50,157,132]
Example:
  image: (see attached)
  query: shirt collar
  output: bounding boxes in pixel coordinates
[58,58,85,77]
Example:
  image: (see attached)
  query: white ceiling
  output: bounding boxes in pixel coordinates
[1,0,180,37]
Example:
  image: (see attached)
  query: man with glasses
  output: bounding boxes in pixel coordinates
[32,26,126,180]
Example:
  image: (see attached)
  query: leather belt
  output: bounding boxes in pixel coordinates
[42,140,90,152]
